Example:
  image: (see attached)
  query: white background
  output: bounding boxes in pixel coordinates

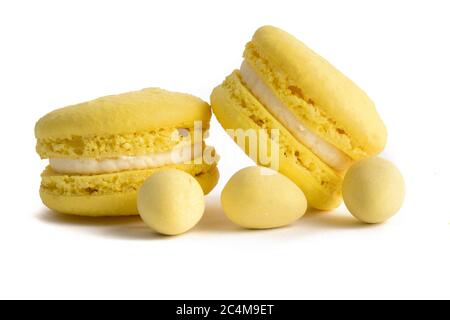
[0,0,449,300]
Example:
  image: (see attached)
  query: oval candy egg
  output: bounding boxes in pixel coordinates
[221,166,307,229]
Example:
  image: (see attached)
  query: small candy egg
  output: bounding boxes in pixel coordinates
[137,169,205,235]
[343,157,405,224]
[221,166,307,229]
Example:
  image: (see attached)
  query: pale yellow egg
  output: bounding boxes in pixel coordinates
[343,157,405,224]
[221,166,307,229]
[137,169,205,235]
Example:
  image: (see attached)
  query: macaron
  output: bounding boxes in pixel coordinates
[211,25,387,210]
[35,88,219,216]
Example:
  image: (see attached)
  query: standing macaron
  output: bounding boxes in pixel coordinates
[211,26,387,210]
[35,88,219,216]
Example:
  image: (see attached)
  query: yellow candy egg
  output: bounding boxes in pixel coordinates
[221,166,307,229]
[137,169,205,235]
[343,157,405,224]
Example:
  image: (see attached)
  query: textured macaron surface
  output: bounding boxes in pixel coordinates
[211,71,342,210]
[41,159,217,197]
[244,26,387,159]
[36,127,201,159]
[35,88,211,159]
[211,25,389,209]
[40,166,219,216]
[35,88,211,139]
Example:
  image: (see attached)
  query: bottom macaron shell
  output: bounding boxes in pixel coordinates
[211,72,342,210]
[40,167,219,217]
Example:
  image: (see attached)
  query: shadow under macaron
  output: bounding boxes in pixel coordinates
[36,208,166,240]
[35,199,377,241]
[36,208,141,227]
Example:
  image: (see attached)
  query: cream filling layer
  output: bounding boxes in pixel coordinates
[49,143,203,175]
[240,61,353,172]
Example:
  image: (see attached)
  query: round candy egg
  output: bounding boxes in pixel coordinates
[221,166,307,229]
[138,169,205,235]
[343,157,405,224]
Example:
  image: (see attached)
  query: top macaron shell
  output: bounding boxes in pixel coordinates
[35,88,211,140]
[245,26,387,159]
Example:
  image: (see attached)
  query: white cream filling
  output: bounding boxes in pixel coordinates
[240,61,353,172]
[49,143,203,175]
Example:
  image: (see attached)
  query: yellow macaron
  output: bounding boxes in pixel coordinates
[36,88,219,216]
[211,26,387,210]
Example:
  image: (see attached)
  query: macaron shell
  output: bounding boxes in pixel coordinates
[41,158,218,196]
[36,127,202,159]
[40,167,219,216]
[246,26,387,159]
[211,71,341,210]
[35,88,211,140]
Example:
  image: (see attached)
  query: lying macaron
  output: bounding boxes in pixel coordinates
[211,25,387,210]
[35,88,219,216]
